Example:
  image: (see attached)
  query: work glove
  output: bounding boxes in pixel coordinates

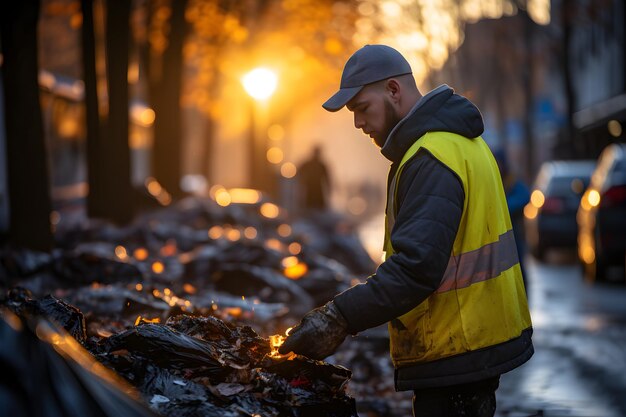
[278,301,349,360]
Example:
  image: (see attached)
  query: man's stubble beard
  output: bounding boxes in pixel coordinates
[372,99,402,148]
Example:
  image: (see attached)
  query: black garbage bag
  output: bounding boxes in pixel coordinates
[103,323,230,380]
[96,355,236,417]
[166,314,271,367]
[250,366,357,417]
[0,309,156,417]
[5,290,86,344]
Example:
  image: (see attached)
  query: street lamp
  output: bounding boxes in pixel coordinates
[242,68,277,101]
[241,67,277,193]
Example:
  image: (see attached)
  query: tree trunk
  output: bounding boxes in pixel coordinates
[101,0,134,224]
[0,0,54,251]
[81,0,105,219]
[151,0,188,199]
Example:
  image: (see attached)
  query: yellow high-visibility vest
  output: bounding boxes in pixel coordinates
[384,131,532,367]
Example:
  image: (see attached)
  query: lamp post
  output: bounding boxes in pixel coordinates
[242,68,277,193]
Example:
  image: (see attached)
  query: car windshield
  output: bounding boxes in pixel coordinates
[547,176,589,197]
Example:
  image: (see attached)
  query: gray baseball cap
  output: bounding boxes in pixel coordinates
[322,44,412,112]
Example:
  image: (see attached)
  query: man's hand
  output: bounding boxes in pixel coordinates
[278,301,349,360]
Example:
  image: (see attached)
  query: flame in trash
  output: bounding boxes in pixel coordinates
[268,328,295,359]
[135,315,161,326]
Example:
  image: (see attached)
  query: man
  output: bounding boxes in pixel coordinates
[297,145,332,212]
[279,44,533,417]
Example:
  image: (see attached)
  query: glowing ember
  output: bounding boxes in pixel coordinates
[152,261,165,274]
[222,307,242,317]
[283,261,308,280]
[183,283,197,294]
[134,247,149,261]
[160,240,177,257]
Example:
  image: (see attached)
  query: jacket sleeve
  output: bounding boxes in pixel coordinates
[333,150,464,334]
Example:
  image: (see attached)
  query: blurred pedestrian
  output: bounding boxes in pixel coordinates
[296,145,331,212]
[279,45,533,417]
[494,149,531,291]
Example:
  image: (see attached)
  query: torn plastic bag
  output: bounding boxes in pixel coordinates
[250,368,357,417]
[96,355,233,416]
[99,342,281,417]
[166,315,271,367]
[0,309,156,417]
[5,291,86,344]
[102,323,230,380]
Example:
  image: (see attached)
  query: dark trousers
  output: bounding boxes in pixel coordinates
[412,377,499,417]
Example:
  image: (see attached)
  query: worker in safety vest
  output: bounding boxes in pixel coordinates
[279,45,533,417]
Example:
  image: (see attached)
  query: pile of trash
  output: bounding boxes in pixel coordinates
[0,196,378,416]
[2,290,356,416]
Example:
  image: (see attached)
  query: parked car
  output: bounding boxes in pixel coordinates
[524,160,596,260]
[577,143,626,282]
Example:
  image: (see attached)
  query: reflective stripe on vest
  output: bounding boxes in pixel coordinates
[437,229,518,294]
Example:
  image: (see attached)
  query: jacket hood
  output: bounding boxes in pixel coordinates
[381,85,484,162]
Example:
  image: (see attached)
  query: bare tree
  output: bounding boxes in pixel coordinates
[80,0,135,224]
[150,0,189,199]
[103,0,134,224]
[0,0,54,251]
[81,0,104,219]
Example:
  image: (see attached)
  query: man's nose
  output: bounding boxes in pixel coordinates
[354,114,364,130]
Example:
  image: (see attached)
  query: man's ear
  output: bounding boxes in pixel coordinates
[386,79,401,103]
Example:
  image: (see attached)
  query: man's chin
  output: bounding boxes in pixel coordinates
[372,136,386,148]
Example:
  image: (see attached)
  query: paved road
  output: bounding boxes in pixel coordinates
[497,253,626,417]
